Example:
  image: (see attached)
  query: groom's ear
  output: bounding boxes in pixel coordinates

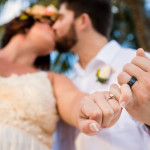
[76,13,92,31]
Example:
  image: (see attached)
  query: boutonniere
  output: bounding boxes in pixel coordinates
[96,64,112,83]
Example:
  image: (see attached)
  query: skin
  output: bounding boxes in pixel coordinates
[53,3,122,134]
[0,20,121,135]
[53,3,108,68]
[110,48,150,125]
[0,22,55,66]
[78,91,121,135]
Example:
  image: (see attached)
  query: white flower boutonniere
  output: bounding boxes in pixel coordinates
[96,64,112,83]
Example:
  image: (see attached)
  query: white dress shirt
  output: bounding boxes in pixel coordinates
[72,41,150,150]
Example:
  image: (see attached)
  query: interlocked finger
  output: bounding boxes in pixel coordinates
[105,92,121,120]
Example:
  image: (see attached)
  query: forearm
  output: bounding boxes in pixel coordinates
[50,72,88,128]
[57,91,88,128]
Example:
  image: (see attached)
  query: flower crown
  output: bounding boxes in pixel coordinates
[20,4,58,23]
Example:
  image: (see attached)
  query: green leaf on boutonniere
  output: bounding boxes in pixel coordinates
[96,64,112,83]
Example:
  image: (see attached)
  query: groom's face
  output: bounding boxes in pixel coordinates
[52,3,78,53]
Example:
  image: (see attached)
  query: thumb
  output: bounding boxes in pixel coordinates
[136,48,147,58]
[78,118,101,136]
[119,84,132,108]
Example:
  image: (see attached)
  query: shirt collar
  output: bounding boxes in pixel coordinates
[73,40,121,75]
[95,40,121,65]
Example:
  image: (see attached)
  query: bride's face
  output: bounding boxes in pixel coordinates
[26,22,55,56]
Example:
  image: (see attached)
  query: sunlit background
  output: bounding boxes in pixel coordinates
[0,0,150,75]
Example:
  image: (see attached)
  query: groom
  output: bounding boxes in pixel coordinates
[53,0,150,150]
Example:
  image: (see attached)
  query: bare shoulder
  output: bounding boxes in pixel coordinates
[0,58,38,77]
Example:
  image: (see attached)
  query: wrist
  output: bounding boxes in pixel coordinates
[71,92,88,128]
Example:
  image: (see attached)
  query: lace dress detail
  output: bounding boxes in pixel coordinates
[0,72,59,150]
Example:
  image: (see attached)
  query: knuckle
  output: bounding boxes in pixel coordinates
[143,76,150,89]
[94,91,99,95]
[117,72,124,84]
[110,84,118,89]
[92,91,101,98]
[122,92,130,101]
[104,91,109,95]
[80,100,86,107]
[113,105,121,113]
[110,84,120,96]
[81,104,87,112]
[80,96,89,103]
[91,92,97,98]
[131,57,137,64]
[136,92,149,107]
[104,109,114,117]
[140,93,149,103]
[104,91,109,97]
[91,111,102,118]
[123,63,130,71]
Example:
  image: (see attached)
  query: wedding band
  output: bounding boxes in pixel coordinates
[127,77,137,88]
[107,93,115,101]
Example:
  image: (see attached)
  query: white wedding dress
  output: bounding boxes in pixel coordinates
[0,72,59,150]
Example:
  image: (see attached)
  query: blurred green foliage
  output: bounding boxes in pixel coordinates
[0,0,150,74]
[111,1,138,48]
[37,0,58,7]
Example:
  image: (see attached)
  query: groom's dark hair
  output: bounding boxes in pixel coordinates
[59,0,112,38]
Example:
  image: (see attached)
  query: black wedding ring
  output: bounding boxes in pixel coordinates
[127,77,137,88]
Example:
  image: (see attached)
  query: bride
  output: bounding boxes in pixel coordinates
[0,4,121,150]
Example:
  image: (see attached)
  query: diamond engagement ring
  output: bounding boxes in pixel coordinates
[107,93,115,101]
[127,77,137,88]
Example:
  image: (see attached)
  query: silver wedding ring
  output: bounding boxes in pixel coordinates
[107,93,115,101]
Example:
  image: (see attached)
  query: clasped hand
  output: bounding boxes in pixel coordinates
[117,48,150,126]
[77,48,150,136]
[77,91,122,135]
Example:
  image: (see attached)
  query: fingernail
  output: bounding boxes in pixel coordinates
[120,102,126,109]
[89,123,99,132]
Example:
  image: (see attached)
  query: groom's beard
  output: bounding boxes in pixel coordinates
[55,23,78,53]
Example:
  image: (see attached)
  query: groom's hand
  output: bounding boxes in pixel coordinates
[78,91,122,135]
[117,48,150,125]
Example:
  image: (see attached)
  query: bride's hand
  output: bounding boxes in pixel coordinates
[77,91,122,135]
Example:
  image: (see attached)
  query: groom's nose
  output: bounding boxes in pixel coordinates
[52,20,59,32]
